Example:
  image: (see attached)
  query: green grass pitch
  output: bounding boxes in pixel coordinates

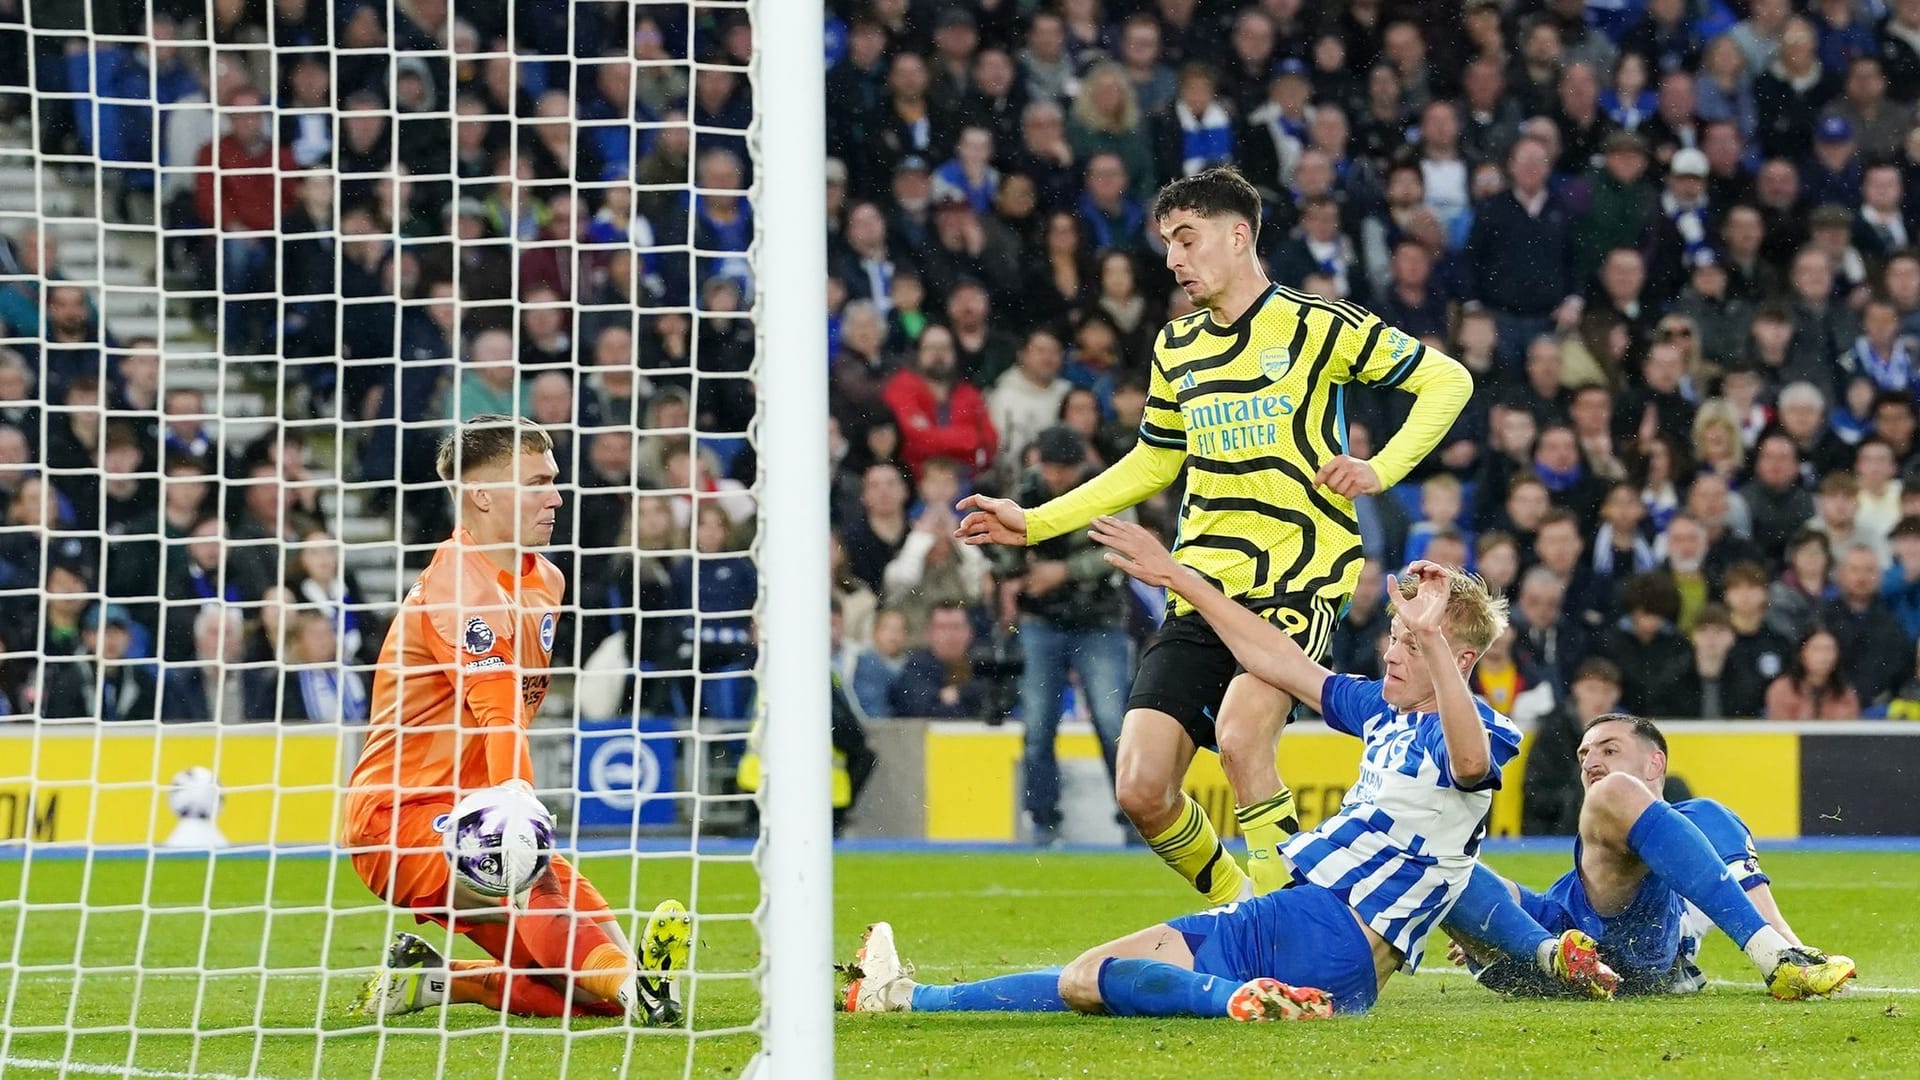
[2,847,1918,1078]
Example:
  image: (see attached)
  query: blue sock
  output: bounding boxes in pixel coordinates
[909,969,1068,1012]
[1444,863,1555,965]
[1627,800,1768,947]
[1095,958,1237,1018]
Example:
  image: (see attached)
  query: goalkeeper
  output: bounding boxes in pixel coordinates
[341,416,687,1023]
[957,166,1471,900]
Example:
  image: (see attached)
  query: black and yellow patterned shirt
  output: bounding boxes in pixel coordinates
[1027,282,1471,617]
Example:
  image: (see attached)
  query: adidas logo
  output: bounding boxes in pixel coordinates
[1180,371,1197,392]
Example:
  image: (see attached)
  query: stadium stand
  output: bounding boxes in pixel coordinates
[9,2,1920,838]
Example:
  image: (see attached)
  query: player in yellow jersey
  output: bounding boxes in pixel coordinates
[957,166,1472,902]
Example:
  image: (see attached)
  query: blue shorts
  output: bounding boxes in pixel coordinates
[1472,868,1687,997]
[1164,883,1379,1014]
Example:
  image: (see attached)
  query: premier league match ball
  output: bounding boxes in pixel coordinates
[439,786,556,898]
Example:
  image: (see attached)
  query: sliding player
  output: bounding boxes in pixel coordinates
[958,166,1472,902]
[1443,713,1856,1000]
[341,415,689,1023]
[845,536,1567,1021]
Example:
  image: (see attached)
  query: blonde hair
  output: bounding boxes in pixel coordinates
[1691,399,1745,471]
[1392,566,1510,655]
[1071,62,1140,133]
[435,413,554,481]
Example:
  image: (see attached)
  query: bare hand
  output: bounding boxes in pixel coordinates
[1447,940,1468,967]
[954,494,1028,546]
[1088,515,1182,589]
[1553,296,1584,333]
[1023,560,1071,596]
[1315,455,1382,498]
[1387,560,1451,635]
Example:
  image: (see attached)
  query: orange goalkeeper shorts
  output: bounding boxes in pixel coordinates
[345,801,609,927]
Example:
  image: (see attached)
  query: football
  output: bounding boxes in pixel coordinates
[167,766,221,821]
[439,786,555,898]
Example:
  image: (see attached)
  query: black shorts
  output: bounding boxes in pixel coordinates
[1126,595,1342,751]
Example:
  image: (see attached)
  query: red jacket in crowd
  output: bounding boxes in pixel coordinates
[882,368,998,481]
[193,135,299,233]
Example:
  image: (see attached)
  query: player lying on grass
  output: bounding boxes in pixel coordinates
[340,416,689,1024]
[844,532,1594,1019]
[1442,713,1855,1001]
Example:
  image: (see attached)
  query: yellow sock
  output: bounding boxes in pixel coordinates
[1236,789,1300,896]
[1145,794,1247,905]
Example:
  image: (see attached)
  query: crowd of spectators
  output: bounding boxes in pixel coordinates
[0,1,760,721]
[821,0,1920,734]
[9,0,1920,742]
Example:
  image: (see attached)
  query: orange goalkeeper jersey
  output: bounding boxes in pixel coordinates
[342,527,566,838]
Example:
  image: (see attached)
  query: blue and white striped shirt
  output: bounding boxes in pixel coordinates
[1280,674,1524,972]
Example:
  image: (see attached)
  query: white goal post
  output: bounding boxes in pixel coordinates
[752,0,834,1072]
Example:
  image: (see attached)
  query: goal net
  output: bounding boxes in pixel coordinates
[0,1,829,1076]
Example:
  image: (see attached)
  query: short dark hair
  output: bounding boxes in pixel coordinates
[1538,508,1580,534]
[1022,325,1063,349]
[1151,166,1262,244]
[1572,657,1623,688]
[103,421,141,454]
[1300,193,1339,216]
[1692,602,1732,631]
[1874,390,1917,418]
[920,456,962,481]
[1621,571,1681,621]
[1176,60,1216,87]
[1583,712,1668,755]
[1571,383,1612,407]
[1475,529,1518,559]
[1724,560,1770,590]
[1787,526,1832,561]
[1508,473,1548,496]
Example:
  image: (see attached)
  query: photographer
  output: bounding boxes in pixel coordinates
[1004,426,1133,842]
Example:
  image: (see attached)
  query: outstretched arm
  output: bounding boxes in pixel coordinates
[955,441,1184,547]
[1089,516,1330,712]
[1391,562,1490,787]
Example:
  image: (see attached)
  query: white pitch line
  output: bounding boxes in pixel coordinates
[1419,965,1920,995]
[1704,977,1920,995]
[0,1057,300,1080]
[15,967,1920,996]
